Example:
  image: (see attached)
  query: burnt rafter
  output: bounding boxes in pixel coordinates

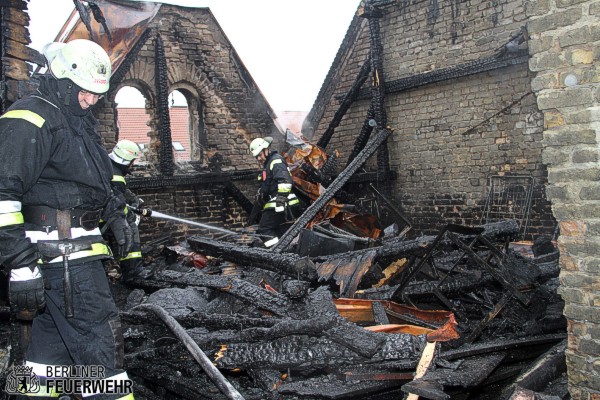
[154,34,174,176]
[272,127,392,253]
[317,57,371,150]
[215,330,425,372]
[364,4,391,176]
[346,103,376,168]
[186,236,319,281]
[156,269,295,317]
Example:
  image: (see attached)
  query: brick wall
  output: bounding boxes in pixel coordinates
[312,0,556,239]
[134,181,253,245]
[94,5,281,173]
[85,5,276,247]
[528,0,600,395]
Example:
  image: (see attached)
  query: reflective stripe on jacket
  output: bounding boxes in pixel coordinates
[0,76,114,268]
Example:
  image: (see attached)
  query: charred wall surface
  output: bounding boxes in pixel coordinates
[93,5,280,172]
[86,5,277,240]
[308,0,556,240]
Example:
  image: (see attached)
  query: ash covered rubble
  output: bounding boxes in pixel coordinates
[110,135,567,400]
[0,133,567,400]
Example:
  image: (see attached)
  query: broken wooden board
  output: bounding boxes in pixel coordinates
[334,298,459,342]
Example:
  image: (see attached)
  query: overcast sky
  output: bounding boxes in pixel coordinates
[27,0,359,113]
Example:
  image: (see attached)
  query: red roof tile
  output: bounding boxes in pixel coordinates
[117,107,191,161]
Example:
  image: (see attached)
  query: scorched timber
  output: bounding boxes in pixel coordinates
[313,219,520,265]
[215,332,426,372]
[277,373,406,399]
[402,352,507,398]
[272,127,393,253]
[120,309,278,331]
[148,275,398,358]
[156,270,295,317]
[187,236,318,281]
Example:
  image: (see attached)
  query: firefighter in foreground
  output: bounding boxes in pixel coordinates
[0,39,134,399]
[249,137,301,247]
[106,139,151,282]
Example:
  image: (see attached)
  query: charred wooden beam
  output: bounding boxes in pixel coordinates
[315,249,377,297]
[188,317,339,349]
[317,56,371,149]
[215,332,425,372]
[131,283,396,363]
[372,301,390,325]
[277,373,405,399]
[338,369,414,381]
[404,352,506,396]
[247,368,284,393]
[499,339,567,399]
[186,236,318,281]
[364,3,391,176]
[314,220,519,267]
[346,103,375,168]
[441,333,566,361]
[272,127,392,253]
[134,303,245,400]
[156,270,295,317]
[121,309,277,331]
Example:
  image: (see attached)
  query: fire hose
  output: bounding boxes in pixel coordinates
[129,206,274,239]
[133,303,245,400]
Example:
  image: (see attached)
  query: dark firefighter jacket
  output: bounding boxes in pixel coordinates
[0,75,117,268]
[259,151,300,210]
[109,161,142,263]
[110,161,138,224]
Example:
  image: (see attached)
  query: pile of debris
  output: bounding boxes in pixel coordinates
[0,129,567,399]
[113,208,566,399]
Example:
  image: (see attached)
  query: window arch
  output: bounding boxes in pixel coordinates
[169,85,207,163]
[114,85,151,163]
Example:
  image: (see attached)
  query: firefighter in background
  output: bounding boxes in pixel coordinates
[249,137,301,248]
[0,39,134,399]
[106,139,150,282]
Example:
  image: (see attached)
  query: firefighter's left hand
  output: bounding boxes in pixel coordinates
[275,194,288,212]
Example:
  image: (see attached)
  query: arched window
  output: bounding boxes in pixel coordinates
[169,89,191,162]
[115,86,150,162]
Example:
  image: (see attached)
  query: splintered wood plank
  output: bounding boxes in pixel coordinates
[406,341,438,400]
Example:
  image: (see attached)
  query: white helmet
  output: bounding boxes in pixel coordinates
[42,39,111,94]
[249,136,273,157]
[109,140,141,165]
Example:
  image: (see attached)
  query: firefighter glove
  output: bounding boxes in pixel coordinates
[9,265,46,320]
[107,215,133,259]
[275,194,288,212]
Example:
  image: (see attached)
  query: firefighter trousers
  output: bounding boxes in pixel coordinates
[23,260,133,399]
